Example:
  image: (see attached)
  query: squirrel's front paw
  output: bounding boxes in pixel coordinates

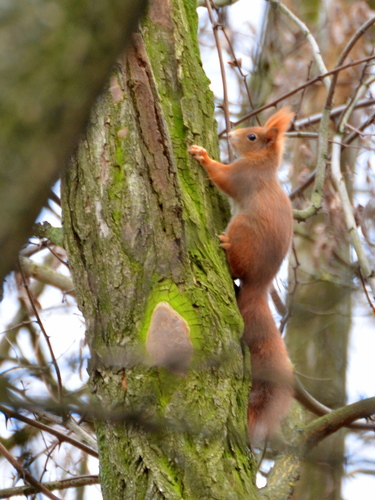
[188,145,209,164]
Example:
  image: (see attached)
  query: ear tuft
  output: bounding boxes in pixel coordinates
[264,107,294,140]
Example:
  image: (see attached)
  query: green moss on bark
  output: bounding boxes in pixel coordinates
[62,0,256,498]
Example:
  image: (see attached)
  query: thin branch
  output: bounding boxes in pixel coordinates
[0,405,98,458]
[0,320,37,335]
[48,189,61,208]
[331,136,375,295]
[205,0,234,161]
[32,222,64,248]
[294,98,375,130]
[292,105,331,222]
[290,18,375,223]
[279,244,300,333]
[39,410,98,451]
[325,15,375,110]
[220,25,261,125]
[345,122,375,138]
[270,285,287,316]
[17,259,63,402]
[287,131,319,139]
[358,268,375,313]
[304,397,375,447]
[267,0,330,90]
[19,256,75,297]
[45,243,69,268]
[289,108,375,201]
[292,60,313,122]
[197,0,240,5]
[339,74,375,133]
[0,441,62,500]
[289,170,316,200]
[0,475,99,499]
[295,379,375,431]
[343,109,375,145]
[328,72,375,296]
[220,56,375,135]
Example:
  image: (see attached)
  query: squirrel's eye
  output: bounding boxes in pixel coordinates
[247,134,257,141]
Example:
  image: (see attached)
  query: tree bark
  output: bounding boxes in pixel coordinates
[62,1,256,498]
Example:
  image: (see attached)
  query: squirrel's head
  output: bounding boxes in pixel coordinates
[228,108,294,160]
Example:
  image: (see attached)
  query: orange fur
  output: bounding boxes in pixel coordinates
[188,108,295,443]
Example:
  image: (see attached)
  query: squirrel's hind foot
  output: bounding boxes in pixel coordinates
[218,233,231,249]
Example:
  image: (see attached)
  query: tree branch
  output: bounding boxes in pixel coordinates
[0,441,62,500]
[205,0,234,161]
[221,57,375,135]
[17,260,63,402]
[0,405,98,458]
[304,397,375,447]
[325,15,375,110]
[0,475,99,499]
[295,378,375,431]
[267,0,330,89]
[19,256,75,297]
[33,222,64,248]
[329,73,375,295]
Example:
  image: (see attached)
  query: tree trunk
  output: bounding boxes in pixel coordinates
[62,1,256,498]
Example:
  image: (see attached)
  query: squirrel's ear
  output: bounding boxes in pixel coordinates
[265,108,294,137]
[265,127,278,144]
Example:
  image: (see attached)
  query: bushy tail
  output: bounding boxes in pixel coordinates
[238,283,294,443]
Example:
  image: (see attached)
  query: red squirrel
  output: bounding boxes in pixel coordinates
[188,108,295,443]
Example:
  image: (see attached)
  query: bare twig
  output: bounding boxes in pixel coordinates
[295,98,375,130]
[345,122,375,138]
[220,26,262,125]
[40,410,98,451]
[0,405,98,458]
[289,14,375,223]
[44,243,69,268]
[270,285,287,316]
[0,441,62,500]
[267,0,330,89]
[0,320,36,335]
[339,74,375,130]
[279,243,300,333]
[197,0,240,5]
[295,378,375,431]
[304,396,375,446]
[0,475,99,499]
[344,110,375,145]
[220,56,375,135]
[358,268,375,314]
[205,0,234,161]
[331,137,375,296]
[329,72,375,297]
[48,189,61,208]
[17,259,63,402]
[19,256,75,297]
[289,109,375,201]
[293,60,313,120]
[292,106,331,222]
[325,15,375,110]
[289,170,316,200]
